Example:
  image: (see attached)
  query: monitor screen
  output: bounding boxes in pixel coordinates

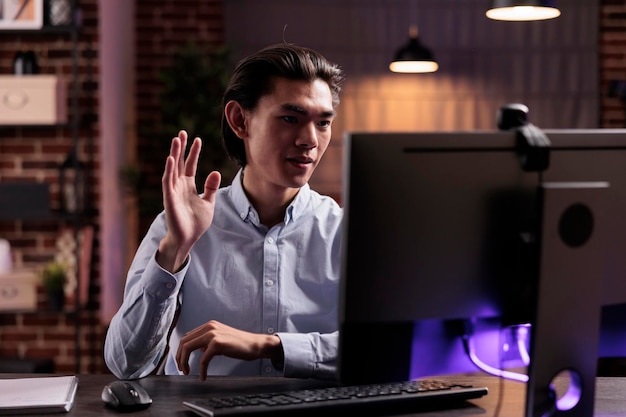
[338,129,626,407]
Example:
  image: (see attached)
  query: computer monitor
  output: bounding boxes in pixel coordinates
[338,129,626,417]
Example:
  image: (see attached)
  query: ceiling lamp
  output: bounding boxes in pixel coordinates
[486,0,561,21]
[389,25,438,74]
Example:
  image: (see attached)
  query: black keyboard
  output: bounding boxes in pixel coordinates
[182,379,489,416]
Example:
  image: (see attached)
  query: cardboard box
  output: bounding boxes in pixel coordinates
[0,270,38,312]
[0,75,67,125]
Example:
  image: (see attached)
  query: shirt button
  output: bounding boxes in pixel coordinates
[165,282,174,289]
[265,366,273,373]
[267,327,274,334]
[267,237,274,243]
[266,279,274,286]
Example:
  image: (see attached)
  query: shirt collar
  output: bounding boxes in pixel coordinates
[229,168,312,226]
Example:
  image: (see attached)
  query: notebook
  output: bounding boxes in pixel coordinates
[0,375,78,415]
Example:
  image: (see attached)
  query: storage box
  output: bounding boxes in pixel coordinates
[0,183,51,220]
[0,270,38,311]
[0,75,67,125]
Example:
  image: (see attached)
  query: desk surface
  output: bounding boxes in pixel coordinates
[3,373,626,416]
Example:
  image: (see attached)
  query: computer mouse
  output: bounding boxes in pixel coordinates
[101,380,152,412]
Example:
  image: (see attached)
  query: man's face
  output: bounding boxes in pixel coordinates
[242,77,336,193]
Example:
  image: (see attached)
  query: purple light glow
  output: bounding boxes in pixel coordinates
[552,369,583,411]
[409,318,531,383]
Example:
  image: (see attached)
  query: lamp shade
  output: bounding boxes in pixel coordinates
[389,26,438,74]
[486,0,560,21]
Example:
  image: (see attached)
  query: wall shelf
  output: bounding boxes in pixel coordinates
[0,0,90,375]
[0,26,75,36]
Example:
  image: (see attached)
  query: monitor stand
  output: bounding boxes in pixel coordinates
[526,181,609,417]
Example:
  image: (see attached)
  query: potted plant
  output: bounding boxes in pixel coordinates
[41,261,67,311]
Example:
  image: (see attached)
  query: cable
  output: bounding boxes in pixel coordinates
[515,325,531,366]
[462,321,529,383]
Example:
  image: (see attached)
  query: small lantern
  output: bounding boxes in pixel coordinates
[58,150,86,214]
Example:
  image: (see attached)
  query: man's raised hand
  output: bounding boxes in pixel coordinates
[157,130,221,273]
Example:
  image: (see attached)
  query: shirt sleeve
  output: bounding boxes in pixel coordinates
[276,331,338,380]
[103,214,187,379]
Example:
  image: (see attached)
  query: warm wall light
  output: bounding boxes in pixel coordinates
[486,0,560,21]
[389,25,438,74]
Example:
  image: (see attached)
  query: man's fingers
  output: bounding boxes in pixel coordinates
[175,341,190,374]
[168,135,182,179]
[177,130,188,175]
[199,347,216,381]
[184,137,202,177]
[176,332,200,374]
[162,155,175,190]
[175,321,231,379]
[176,323,217,375]
[203,171,222,203]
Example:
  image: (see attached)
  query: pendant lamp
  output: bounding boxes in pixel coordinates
[389,25,438,74]
[486,0,560,21]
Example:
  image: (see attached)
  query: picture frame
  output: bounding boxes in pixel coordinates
[0,0,43,30]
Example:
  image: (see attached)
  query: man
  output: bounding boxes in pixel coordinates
[104,43,345,381]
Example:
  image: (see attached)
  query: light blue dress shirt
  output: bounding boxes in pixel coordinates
[104,169,343,380]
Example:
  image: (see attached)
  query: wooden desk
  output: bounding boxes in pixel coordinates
[3,373,626,416]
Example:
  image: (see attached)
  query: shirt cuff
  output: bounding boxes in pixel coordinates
[141,252,188,299]
[274,332,314,378]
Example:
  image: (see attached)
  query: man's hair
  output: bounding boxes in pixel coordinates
[221,43,345,167]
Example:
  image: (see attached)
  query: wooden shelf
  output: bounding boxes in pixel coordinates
[0,0,90,375]
[0,26,75,36]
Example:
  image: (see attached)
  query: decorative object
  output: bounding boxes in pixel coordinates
[13,50,39,74]
[0,183,51,220]
[58,149,86,214]
[40,261,67,311]
[46,0,71,26]
[55,225,93,308]
[389,0,438,74]
[0,0,44,29]
[0,75,68,125]
[0,270,37,311]
[486,0,560,21]
[0,239,11,274]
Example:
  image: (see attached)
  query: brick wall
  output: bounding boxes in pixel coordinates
[0,310,105,373]
[135,0,225,235]
[0,0,225,375]
[601,1,626,127]
[0,0,101,374]
[0,0,623,376]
